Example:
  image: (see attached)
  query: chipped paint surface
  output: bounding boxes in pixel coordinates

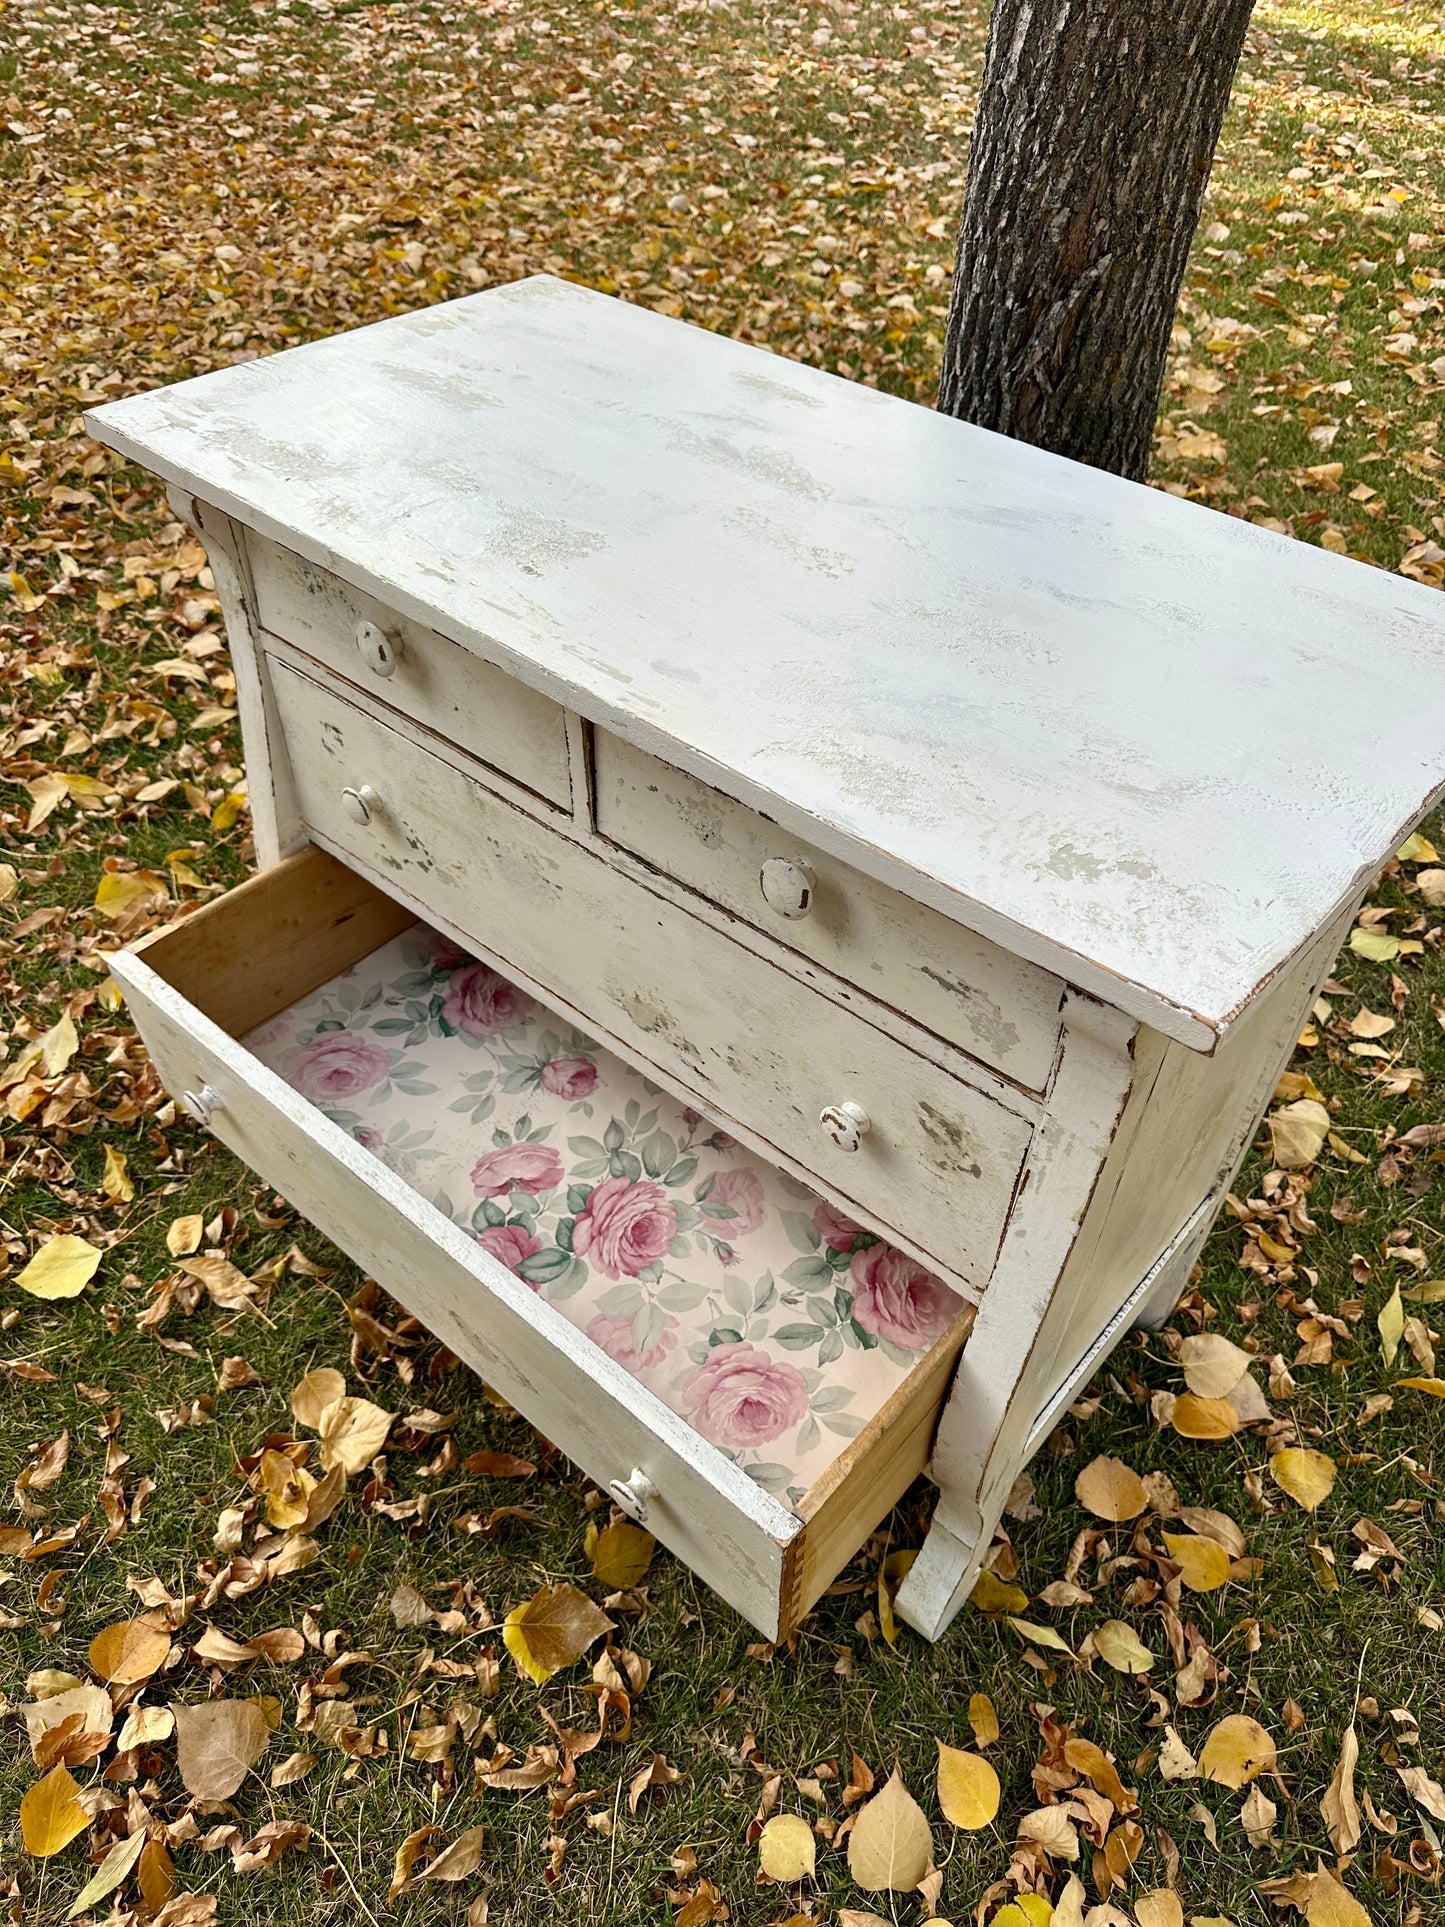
[87,274,1445,1048]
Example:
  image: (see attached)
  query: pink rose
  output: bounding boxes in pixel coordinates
[353,1126,385,1154]
[697,1167,766,1239]
[476,1223,542,1274]
[427,930,472,972]
[442,962,535,1036]
[469,1142,564,1199]
[848,1244,961,1352]
[682,1343,809,1450]
[540,1055,598,1100]
[813,1201,864,1253]
[585,1310,678,1372]
[283,1031,390,1103]
[572,1177,677,1280]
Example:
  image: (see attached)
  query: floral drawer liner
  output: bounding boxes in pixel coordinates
[245,922,966,1507]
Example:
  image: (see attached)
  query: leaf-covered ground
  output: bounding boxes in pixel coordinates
[2,0,1444,1921]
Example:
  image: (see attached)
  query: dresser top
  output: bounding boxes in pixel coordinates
[88,275,1445,1052]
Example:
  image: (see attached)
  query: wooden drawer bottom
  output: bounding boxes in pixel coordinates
[110,847,974,1638]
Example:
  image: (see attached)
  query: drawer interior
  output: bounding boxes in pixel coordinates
[121,847,974,1628]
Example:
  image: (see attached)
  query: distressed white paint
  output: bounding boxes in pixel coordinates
[90,275,1445,1050]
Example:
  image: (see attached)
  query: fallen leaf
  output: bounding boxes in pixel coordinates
[1157,1726,1199,1781]
[20,1765,89,1855]
[1199,1715,1276,1789]
[1064,1737,1134,1812]
[314,1394,393,1474]
[1322,1722,1361,1854]
[1093,1619,1154,1673]
[758,1813,816,1881]
[969,1568,1029,1614]
[388,1826,440,1900]
[1377,1284,1405,1369]
[1017,1803,1079,1859]
[1271,1448,1337,1511]
[166,1214,204,1258]
[1305,1868,1371,1927]
[1270,1098,1330,1169]
[968,1692,999,1745]
[1171,1393,1240,1439]
[1162,1533,1233,1592]
[627,1752,683,1812]
[66,1828,148,1918]
[1134,1894,1184,1927]
[848,1769,933,1891]
[90,1617,172,1684]
[1240,1783,1278,1848]
[390,1583,434,1628]
[136,1839,175,1913]
[170,1699,272,1801]
[1397,1765,1445,1821]
[101,1144,135,1203]
[24,1685,113,1761]
[291,1366,347,1427]
[116,1705,175,1752]
[270,1751,318,1788]
[416,1825,485,1884]
[1178,1333,1251,1398]
[503,1583,614,1684]
[1005,1617,1075,1657]
[16,1234,101,1299]
[936,1741,999,1830]
[1074,1455,1147,1521]
[1396,1375,1445,1396]
[588,1520,656,1590]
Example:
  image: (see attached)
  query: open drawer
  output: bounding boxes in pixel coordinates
[108,847,975,1639]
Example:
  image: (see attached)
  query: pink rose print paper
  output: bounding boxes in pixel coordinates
[245,922,968,1507]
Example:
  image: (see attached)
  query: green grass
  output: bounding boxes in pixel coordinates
[2,0,1444,1921]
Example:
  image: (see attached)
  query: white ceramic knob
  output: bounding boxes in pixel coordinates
[759,856,816,920]
[340,784,380,825]
[355,618,403,678]
[181,1083,223,1128]
[607,1468,657,1525]
[819,1100,871,1153]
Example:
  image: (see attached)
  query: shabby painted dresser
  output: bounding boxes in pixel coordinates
[87,275,1445,1641]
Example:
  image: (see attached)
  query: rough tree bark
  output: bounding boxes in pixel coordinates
[938,0,1256,480]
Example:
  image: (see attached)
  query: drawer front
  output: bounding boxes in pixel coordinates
[245,534,573,809]
[108,895,798,1638]
[269,658,1032,1290]
[593,731,1064,1090]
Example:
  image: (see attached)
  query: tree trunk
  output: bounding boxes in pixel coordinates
[937,0,1255,480]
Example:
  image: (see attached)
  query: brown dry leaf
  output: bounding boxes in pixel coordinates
[1134,1894,1184,1927]
[1171,1392,1240,1439]
[176,1254,258,1311]
[1074,1455,1147,1521]
[1017,1803,1080,1859]
[1397,1765,1445,1821]
[588,1520,656,1590]
[270,1751,318,1788]
[627,1752,683,1812]
[291,1366,347,1427]
[166,1214,204,1258]
[1271,1448,1337,1511]
[1162,1533,1233,1592]
[388,1826,440,1900]
[758,1813,816,1880]
[416,1826,486,1885]
[968,1692,999,1746]
[1305,1869,1372,1926]
[936,1740,1000,1830]
[1093,1619,1154,1673]
[314,1394,393,1474]
[19,1764,89,1856]
[1178,1333,1252,1398]
[1199,1714,1277,1789]
[16,1235,102,1300]
[171,1699,272,1801]
[390,1584,435,1628]
[1063,1736,1134,1812]
[847,1768,933,1891]
[463,1449,537,1478]
[1269,1098,1331,1169]
[503,1583,614,1684]
[90,1616,172,1684]
[1322,1723,1362,1855]
[1240,1782,1278,1848]
[23,1684,113,1761]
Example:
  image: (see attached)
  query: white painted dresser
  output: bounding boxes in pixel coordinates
[88,276,1445,1641]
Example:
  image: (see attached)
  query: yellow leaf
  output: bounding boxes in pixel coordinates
[1270,1447,1337,1511]
[388,1826,441,1900]
[992,1904,1053,1927]
[1269,1098,1330,1169]
[38,1012,79,1077]
[758,1813,816,1880]
[254,1448,317,1529]
[877,1547,915,1647]
[1322,1723,1361,1855]
[588,1520,656,1590]
[136,1839,174,1914]
[1171,1392,1240,1440]
[1093,1619,1154,1673]
[1349,927,1399,963]
[847,1767,933,1892]
[969,1569,1029,1615]
[1006,1617,1075,1657]
[415,1825,485,1884]
[1397,1376,1445,1396]
[89,1618,171,1684]
[1135,1895,1184,1927]
[1378,1285,1405,1368]
[211,787,249,831]
[20,1764,89,1856]
[290,1366,347,1428]
[968,1692,999,1746]
[25,772,69,832]
[936,1741,1000,1830]
[1074,1455,1147,1521]
[1198,1714,1277,1789]
[1397,831,1438,863]
[16,1235,101,1300]
[314,1394,393,1474]
[1063,1737,1133,1811]
[1162,1533,1233,1592]
[503,1583,614,1685]
[1305,1869,1372,1927]
[1178,1333,1251,1399]
[93,871,169,919]
[66,1827,147,1918]
[0,862,17,902]
[165,1214,204,1258]
[101,1144,134,1203]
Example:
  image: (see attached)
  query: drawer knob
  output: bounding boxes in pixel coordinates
[340,784,381,825]
[759,856,816,920]
[181,1083,223,1128]
[819,1100,871,1153]
[355,618,403,679]
[607,1468,657,1525]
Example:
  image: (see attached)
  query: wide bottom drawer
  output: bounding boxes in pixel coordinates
[110,846,974,1639]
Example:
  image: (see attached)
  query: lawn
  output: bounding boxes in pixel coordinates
[2,0,1444,1922]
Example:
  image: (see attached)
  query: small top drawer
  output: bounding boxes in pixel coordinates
[592,731,1064,1089]
[244,534,573,809]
